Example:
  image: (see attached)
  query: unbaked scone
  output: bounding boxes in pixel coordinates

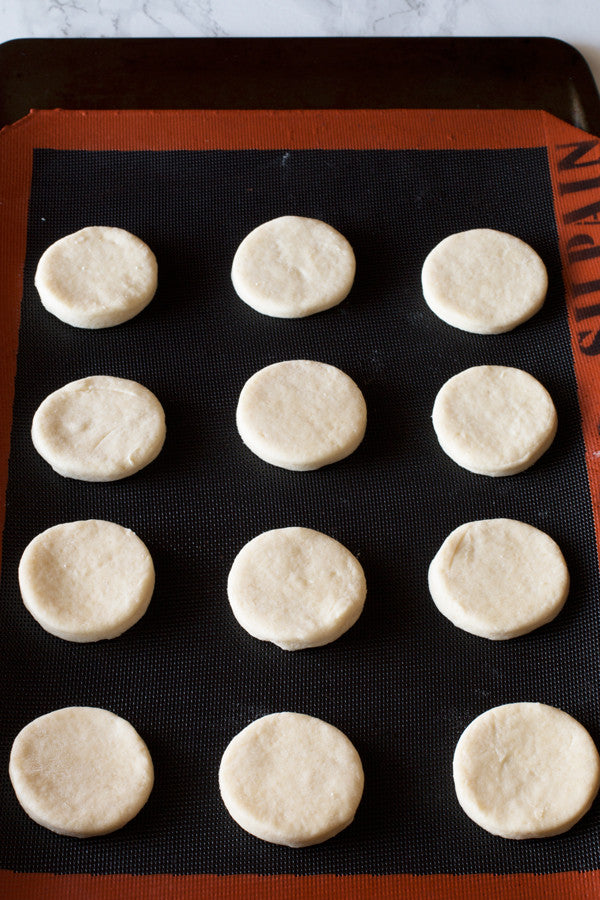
[236,360,366,470]
[231,216,355,318]
[31,375,166,481]
[422,229,547,334]
[9,707,154,837]
[35,226,158,328]
[428,519,569,639]
[227,527,366,649]
[219,712,364,846]
[19,520,155,642]
[453,703,600,838]
[432,365,557,476]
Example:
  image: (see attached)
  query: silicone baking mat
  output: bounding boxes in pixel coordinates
[1,109,600,898]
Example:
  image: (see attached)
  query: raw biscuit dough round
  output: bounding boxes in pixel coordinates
[231,215,356,318]
[227,527,366,650]
[421,228,547,334]
[35,226,158,328]
[453,703,600,838]
[432,365,557,476]
[236,360,366,470]
[9,706,154,837]
[19,519,155,642]
[428,519,569,639]
[219,712,364,846]
[31,375,166,481]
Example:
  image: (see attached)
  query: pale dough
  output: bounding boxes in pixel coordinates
[453,703,600,839]
[219,712,364,846]
[428,519,569,639]
[31,375,166,481]
[227,527,366,650]
[18,520,155,642]
[35,226,158,328]
[421,229,547,334]
[236,360,366,470]
[231,216,356,318]
[432,365,557,476]
[9,706,154,837]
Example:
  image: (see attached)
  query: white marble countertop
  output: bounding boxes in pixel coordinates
[1,1,599,94]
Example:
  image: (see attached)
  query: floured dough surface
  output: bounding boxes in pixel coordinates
[236,360,366,470]
[432,365,557,476]
[9,706,154,837]
[32,375,166,481]
[422,229,547,334]
[453,703,600,838]
[227,527,366,650]
[231,216,356,318]
[19,520,155,642]
[219,712,364,846]
[428,519,569,639]
[35,226,158,328]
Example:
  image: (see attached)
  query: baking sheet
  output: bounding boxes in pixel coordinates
[1,36,600,900]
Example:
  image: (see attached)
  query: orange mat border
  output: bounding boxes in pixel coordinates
[1,108,599,899]
[1,871,600,900]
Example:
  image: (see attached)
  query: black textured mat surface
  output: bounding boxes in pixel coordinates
[1,146,599,875]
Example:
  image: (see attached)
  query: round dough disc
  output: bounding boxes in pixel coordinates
[428,519,569,639]
[219,712,364,846]
[9,707,154,837]
[421,229,547,334]
[19,520,155,642]
[236,360,366,470]
[453,703,600,838]
[227,527,366,650]
[35,226,158,328]
[31,375,166,481]
[432,365,557,476]
[231,216,356,318]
